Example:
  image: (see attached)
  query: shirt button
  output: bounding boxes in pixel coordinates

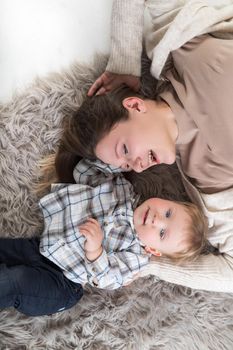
[121,212,126,216]
[103,222,108,226]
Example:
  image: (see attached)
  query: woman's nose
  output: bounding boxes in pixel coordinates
[131,157,147,173]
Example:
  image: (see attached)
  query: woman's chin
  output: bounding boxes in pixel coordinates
[165,152,176,165]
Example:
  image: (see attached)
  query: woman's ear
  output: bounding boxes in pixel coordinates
[144,246,162,257]
[122,97,146,113]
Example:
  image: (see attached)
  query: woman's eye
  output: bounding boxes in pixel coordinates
[165,209,172,218]
[123,144,128,155]
[160,229,166,240]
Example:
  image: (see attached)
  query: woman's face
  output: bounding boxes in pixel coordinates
[95,98,177,172]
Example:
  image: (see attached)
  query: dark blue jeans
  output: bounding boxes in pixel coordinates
[0,237,83,316]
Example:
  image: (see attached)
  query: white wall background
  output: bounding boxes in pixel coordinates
[0,0,113,102]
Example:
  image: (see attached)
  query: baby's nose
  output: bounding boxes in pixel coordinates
[154,215,164,227]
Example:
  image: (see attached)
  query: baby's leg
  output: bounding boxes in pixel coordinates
[0,263,83,316]
[0,237,83,316]
[0,237,41,265]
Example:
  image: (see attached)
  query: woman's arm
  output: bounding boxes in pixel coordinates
[106,0,145,76]
[140,253,233,293]
[88,0,144,96]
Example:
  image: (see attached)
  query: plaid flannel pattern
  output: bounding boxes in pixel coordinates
[39,159,149,289]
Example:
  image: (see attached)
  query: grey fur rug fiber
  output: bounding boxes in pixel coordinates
[1,55,233,350]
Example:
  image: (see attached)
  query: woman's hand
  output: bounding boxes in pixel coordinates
[87,71,141,96]
[79,218,103,261]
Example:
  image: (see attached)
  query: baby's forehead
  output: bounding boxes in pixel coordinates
[172,232,190,250]
[177,203,193,217]
[178,223,193,249]
[180,212,193,229]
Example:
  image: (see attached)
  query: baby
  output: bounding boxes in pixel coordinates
[39,159,207,290]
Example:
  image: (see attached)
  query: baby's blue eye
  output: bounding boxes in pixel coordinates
[123,144,128,155]
[160,229,166,240]
[165,209,172,218]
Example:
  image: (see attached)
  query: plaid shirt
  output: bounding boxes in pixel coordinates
[39,159,149,290]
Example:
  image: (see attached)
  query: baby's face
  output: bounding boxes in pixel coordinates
[133,198,190,256]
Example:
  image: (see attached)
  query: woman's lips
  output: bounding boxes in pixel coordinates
[154,151,160,165]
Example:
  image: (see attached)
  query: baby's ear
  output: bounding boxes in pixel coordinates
[144,246,162,257]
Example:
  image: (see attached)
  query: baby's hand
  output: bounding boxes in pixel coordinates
[87,71,140,96]
[79,218,103,261]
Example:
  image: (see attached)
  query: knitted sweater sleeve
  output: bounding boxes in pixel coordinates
[106,0,145,77]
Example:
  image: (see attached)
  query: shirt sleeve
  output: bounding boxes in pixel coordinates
[40,217,149,289]
[73,159,122,187]
[106,0,145,77]
[40,236,89,286]
[84,226,149,290]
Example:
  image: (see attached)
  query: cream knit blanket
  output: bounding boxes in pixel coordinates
[146,0,233,78]
[107,0,233,78]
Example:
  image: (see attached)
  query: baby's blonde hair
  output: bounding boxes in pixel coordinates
[34,153,58,197]
[164,201,208,263]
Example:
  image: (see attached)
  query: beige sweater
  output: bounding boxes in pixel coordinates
[159,34,233,194]
[107,0,233,78]
[106,0,233,292]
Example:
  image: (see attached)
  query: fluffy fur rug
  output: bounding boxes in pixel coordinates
[1,55,233,350]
